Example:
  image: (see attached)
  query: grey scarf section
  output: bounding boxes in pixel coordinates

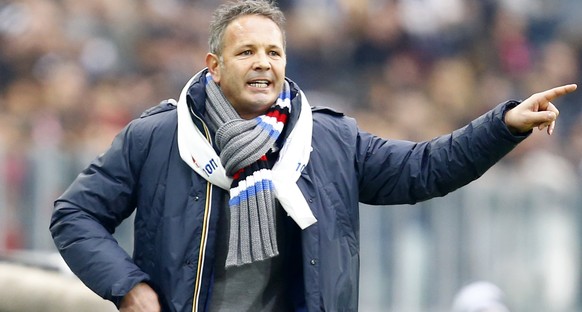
[205,81,277,175]
[205,79,284,267]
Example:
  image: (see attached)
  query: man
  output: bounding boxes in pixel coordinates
[49,1,576,311]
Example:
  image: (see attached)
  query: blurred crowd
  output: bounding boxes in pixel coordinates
[0,0,580,251]
[1,0,581,246]
[1,0,581,153]
[1,0,582,310]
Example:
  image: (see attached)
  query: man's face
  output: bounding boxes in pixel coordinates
[206,15,286,119]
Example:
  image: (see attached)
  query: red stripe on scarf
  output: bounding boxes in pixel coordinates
[232,105,289,184]
[233,168,244,181]
[266,107,288,124]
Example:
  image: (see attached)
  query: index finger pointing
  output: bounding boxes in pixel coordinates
[538,84,578,103]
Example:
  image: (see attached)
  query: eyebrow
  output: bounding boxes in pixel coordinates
[234,42,283,50]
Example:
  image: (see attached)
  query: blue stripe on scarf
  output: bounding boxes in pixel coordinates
[279,81,291,101]
[254,179,264,193]
[255,117,281,140]
[229,196,240,206]
[229,178,273,207]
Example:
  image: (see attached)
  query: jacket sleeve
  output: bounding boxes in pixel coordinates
[50,120,149,306]
[357,101,528,205]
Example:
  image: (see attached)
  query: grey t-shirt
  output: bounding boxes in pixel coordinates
[208,196,293,312]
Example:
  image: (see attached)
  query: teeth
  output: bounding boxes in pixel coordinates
[249,81,269,88]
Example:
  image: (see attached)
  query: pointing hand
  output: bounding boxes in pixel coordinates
[504,84,577,135]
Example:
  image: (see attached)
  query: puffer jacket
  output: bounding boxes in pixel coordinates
[50,72,527,312]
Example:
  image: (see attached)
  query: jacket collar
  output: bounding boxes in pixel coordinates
[186,68,210,119]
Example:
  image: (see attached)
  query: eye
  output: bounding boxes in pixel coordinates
[240,50,252,56]
[269,50,281,57]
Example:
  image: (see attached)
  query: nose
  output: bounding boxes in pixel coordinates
[253,52,271,70]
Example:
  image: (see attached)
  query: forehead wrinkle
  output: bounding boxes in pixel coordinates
[224,16,284,50]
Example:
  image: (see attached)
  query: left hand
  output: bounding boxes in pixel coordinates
[504,84,577,135]
[119,282,161,312]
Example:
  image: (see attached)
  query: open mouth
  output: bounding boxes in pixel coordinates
[248,80,270,88]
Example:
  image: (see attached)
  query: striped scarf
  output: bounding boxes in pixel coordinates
[205,73,290,267]
[176,70,317,269]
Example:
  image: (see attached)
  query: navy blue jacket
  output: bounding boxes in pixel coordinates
[50,74,527,311]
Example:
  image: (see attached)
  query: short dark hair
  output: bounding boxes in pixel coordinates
[208,0,286,55]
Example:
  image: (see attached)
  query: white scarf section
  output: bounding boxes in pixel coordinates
[175,73,317,229]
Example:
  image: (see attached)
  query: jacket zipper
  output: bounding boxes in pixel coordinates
[189,108,213,312]
[192,182,212,312]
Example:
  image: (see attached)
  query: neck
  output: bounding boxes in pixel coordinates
[236,109,269,120]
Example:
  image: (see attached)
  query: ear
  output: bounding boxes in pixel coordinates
[205,53,221,83]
